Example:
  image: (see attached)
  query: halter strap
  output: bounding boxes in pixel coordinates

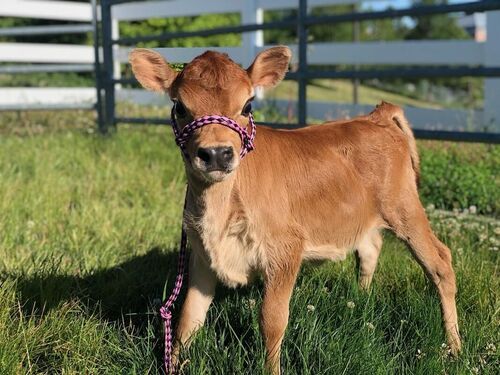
[170,104,256,158]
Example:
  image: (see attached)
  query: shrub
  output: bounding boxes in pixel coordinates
[418,141,499,216]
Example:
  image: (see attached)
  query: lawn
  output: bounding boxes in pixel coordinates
[267,79,443,109]
[0,111,498,374]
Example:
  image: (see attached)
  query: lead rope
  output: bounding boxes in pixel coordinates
[160,106,256,374]
[159,191,188,374]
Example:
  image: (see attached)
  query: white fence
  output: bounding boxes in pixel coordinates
[0,0,97,110]
[1,0,499,132]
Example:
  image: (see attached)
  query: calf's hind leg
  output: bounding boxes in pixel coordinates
[355,229,383,289]
[386,198,461,354]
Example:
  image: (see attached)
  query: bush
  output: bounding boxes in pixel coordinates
[418,141,499,216]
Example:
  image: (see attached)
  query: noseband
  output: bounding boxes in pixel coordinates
[170,103,256,159]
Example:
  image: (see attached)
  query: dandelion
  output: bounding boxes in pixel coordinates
[346,301,355,309]
[306,304,315,312]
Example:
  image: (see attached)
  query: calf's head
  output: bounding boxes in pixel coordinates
[129,47,291,182]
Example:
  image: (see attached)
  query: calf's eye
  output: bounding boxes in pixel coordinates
[175,101,187,118]
[242,101,252,116]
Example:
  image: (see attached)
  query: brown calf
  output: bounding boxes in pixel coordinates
[130,46,461,374]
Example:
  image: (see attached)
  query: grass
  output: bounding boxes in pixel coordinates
[267,79,442,109]
[0,112,498,374]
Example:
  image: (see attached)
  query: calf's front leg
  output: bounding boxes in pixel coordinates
[172,249,217,367]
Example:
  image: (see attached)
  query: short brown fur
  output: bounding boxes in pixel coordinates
[129,47,460,374]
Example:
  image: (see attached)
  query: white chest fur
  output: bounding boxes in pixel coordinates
[185,192,264,288]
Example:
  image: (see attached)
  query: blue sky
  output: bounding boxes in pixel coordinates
[361,0,479,27]
[365,0,477,11]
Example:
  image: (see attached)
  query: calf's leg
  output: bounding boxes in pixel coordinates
[172,250,217,366]
[386,197,461,354]
[355,229,383,289]
[261,241,302,375]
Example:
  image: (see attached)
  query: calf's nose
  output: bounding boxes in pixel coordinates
[196,146,234,170]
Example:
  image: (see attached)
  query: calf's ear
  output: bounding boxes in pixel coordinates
[129,48,178,92]
[246,46,291,88]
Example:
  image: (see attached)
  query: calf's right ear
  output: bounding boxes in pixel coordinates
[129,48,178,92]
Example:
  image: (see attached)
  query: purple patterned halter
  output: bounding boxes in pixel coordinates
[170,103,256,158]
[159,104,257,374]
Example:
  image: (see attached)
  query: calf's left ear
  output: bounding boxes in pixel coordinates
[247,46,291,88]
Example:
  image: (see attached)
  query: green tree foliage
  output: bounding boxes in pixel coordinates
[120,14,241,48]
[403,0,478,106]
[406,0,470,40]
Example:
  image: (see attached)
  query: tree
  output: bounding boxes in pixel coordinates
[406,0,470,40]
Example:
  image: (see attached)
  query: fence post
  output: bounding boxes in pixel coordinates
[297,0,308,125]
[101,0,115,132]
[242,0,264,99]
[91,0,104,132]
[112,16,122,88]
[484,10,500,132]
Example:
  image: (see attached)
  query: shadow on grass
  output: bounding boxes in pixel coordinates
[12,248,181,321]
[9,247,258,371]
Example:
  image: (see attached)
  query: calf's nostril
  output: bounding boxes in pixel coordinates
[196,146,234,170]
[220,147,234,163]
[196,147,213,164]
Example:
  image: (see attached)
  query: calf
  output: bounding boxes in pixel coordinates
[129,46,461,374]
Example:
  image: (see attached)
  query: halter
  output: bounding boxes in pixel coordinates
[160,104,257,374]
[170,103,256,159]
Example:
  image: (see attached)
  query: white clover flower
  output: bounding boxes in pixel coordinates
[247,298,256,309]
[306,304,315,312]
[485,343,496,353]
[346,301,355,309]
[415,349,425,360]
[365,322,375,330]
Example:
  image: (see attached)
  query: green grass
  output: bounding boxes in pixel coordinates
[268,79,442,109]
[0,114,498,374]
